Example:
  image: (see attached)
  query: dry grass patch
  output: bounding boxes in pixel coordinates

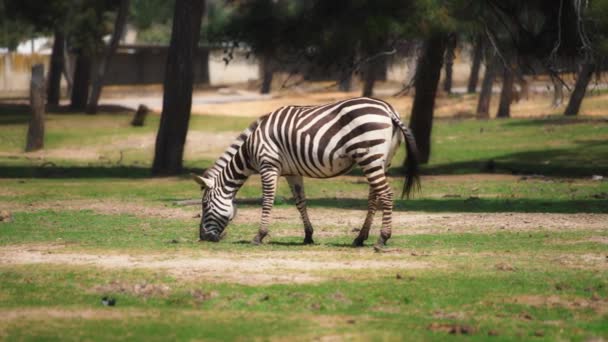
[510,295,608,315]
[0,244,431,285]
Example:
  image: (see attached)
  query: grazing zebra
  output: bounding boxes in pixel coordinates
[192,97,420,247]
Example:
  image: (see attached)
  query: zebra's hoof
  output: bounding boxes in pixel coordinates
[352,238,365,247]
[374,239,387,249]
[251,236,264,245]
[303,237,314,245]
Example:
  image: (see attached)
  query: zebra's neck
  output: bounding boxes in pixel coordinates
[203,119,260,197]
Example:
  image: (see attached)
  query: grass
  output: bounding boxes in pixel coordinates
[0,100,607,340]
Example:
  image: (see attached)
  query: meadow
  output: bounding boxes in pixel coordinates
[0,95,607,341]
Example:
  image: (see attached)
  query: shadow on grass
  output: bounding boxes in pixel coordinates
[386,139,608,178]
[0,165,209,179]
[0,103,135,118]
[502,116,608,127]
[0,165,152,178]
[302,197,608,214]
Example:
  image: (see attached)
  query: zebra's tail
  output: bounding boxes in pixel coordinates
[391,116,421,199]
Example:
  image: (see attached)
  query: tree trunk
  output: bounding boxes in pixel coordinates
[467,35,483,93]
[551,75,564,108]
[70,51,92,111]
[63,46,74,95]
[443,34,457,94]
[516,70,529,101]
[26,64,45,152]
[338,61,353,92]
[496,63,514,118]
[476,55,498,119]
[564,62,595,116]
[152,0,205,176]
[131,104,149,126]
[86,0,130,114]
[408,33,448,164]
[47,30,64,106]
[361,54,384,97]
[260,54,273,94]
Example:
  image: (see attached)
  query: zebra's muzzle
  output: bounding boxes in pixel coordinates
[199,230,227,242]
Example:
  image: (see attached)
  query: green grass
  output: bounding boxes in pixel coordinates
[1,264,606,341]
[0,105,607,340]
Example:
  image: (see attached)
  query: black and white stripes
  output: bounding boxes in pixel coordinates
[193,97,420,247]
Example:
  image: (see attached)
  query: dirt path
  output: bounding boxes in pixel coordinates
[3,199,607,234]
[0,244,430,285]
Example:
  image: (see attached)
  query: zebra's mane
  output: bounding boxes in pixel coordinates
[202,115,265,180]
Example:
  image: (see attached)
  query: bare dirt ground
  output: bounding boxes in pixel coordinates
[3,197,607,235]
[0,130,240,162]
[97,82,608,119]
[509,295,608,315]
[0,244,431,285]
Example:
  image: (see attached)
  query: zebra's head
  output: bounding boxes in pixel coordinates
[192,174,236,242]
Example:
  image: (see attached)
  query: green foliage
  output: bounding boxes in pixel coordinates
[587,0,608,55]
[130,0,174,44]
[130,0,174,30]
[0,0,70,49]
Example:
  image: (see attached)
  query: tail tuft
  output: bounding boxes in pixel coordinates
[392,116,421,199]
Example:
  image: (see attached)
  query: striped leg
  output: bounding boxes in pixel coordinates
[355,156,394,247]
[352,188,378,247]
[375,182,394,247]
[252,166,280,245]
[286,175,315,244]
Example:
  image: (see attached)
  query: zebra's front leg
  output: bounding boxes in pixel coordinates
[285,175,314,245]
[353,189,377,247]
[252,167,280,245]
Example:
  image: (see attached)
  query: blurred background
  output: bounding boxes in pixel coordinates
[0,0,606,177]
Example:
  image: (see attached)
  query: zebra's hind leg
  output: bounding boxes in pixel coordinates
[286,175,314,244]
[353,189,377,247]
[375,184,394,248]
[252,166,280,245]
[354,157,394,247]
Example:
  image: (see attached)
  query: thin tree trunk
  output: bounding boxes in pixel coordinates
[361,55,384,97]
[260,54,273,94]
[443,34,457,94]
[152,0,205,175]
[70,51,92,111]
[408,33,448,164]
[467,35,483,93]
[338,59,353,92]
[496,63,514,118]
[551,75,564,108]
[338,71,352,92]
[362,66,375,97]
[47,30,64,106]
[26,64,45,152]
[63,47,74,95]
[86,0,130,114]
[476,55,498,119]
[564,62,595,116]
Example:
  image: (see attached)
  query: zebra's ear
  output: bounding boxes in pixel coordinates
[191,173,215,189]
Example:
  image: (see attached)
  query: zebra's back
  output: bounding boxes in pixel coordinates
[247,97,402,178]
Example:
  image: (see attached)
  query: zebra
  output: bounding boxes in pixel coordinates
[192,97,420,247]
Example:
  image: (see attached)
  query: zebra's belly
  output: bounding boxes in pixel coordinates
[280,156,355,178]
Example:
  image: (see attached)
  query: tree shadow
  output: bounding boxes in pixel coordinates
[303,197,608,214]
[0,165,152,178]
[325,242,357,248]
[0,165,211,179]
[0,102,135,118]
[412,139,608,177]
[502,116,608,127]
[267,241,310,246]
